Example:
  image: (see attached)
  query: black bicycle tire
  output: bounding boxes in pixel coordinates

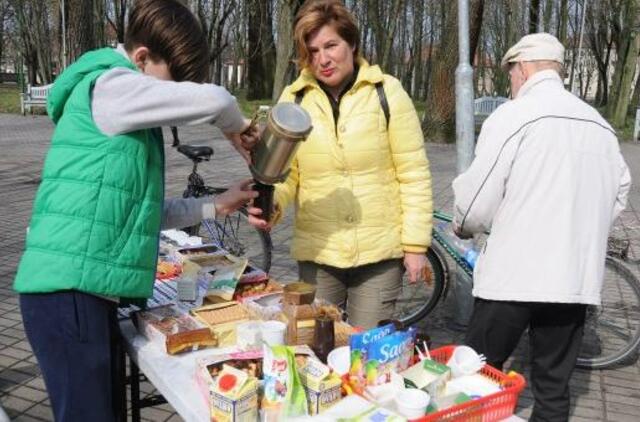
[197,207,273,273]
[576,256,640,369]
[397,244,449,326]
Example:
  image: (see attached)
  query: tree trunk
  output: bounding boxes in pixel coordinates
[608,0,639,126]
[272,0,303,102]
[67,0,97,61]
[247,0,276,100]
[0,0,6,69]
[529,0,540,33]
[542,0,553,32]
[411,0,424,99]
[611,33,639,127]
[558,0,568,44]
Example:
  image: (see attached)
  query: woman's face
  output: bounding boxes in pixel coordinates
[307,24,355,89]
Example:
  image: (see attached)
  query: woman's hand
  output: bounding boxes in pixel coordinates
[246,206,274,231]
[214,179,258,216]
[404,252,428,284]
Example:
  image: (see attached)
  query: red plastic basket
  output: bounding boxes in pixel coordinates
[414,345,526,422]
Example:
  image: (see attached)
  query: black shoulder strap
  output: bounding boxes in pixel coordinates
[375,81,390,129]
[294,83,390,129]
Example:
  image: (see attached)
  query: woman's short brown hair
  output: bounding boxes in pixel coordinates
[293,0,360,68]
[125,0,209,82]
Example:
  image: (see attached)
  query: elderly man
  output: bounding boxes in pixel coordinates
[452,33,631,420]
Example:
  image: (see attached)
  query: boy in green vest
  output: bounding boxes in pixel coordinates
[14,1,258,420]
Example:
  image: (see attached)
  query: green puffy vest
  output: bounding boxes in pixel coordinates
[14,48,164,298]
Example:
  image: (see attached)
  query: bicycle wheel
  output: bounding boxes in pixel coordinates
[197,208,273,273]
[393,244,449,326]
[576,256,640,369]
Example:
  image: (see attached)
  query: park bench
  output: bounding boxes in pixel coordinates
[474,96,508,134]
[20,83,53,115]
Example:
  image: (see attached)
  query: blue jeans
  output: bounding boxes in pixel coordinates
[20,291,119,422]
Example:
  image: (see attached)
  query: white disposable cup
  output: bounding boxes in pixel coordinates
[236,321,262,349]
[394,388,430,419]
[260,320,287,346]
[327,346,350,376]
[447,345,484,377]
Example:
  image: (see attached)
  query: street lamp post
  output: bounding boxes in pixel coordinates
[455,0,475,175]
[453,0,476,328]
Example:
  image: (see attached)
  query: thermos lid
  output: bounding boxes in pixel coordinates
[268,103,312,139]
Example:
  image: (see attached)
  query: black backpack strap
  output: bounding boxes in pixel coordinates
[294,90,304,105]
[375,81,390,129]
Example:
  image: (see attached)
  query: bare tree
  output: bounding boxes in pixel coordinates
[246,0,276,99]
[196,0,236,84]
[9,0,53,84]
[66,0,100,61]
[272,0,304,101]
[422,0,485,142]
[367,0,403,71]
[529,0,540,33]
[105,0,129,44]
[0,0,6,70]
[608,0,639,127]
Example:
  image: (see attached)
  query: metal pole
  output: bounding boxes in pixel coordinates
[571,0,589,95]
[453,0,476,329]
[456,0,475,174]
[61,0,67,69]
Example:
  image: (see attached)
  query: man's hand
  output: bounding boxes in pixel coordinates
[404,252,428,284]
[214,179,258,217]
[225,119,261,164]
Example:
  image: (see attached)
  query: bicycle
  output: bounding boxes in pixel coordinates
[393,211,640,370]
[170,127,273,272]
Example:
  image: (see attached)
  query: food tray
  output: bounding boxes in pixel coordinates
[416,345,526,422]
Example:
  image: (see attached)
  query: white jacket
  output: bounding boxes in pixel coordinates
[452,70,631,305]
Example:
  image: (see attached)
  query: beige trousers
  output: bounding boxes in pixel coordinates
[298,259,403,329]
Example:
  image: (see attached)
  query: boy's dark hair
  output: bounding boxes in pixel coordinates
[125,0,210,83]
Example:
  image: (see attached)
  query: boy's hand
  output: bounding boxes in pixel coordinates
[225,119,261,164]
[214,179,258,217]
[246,206,272,231]
[240,121,260,150]
[226,132,251,164]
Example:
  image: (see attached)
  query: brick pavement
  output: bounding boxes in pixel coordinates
[0,113,639,421]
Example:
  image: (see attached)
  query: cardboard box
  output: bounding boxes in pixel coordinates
[191,302,253,347]
[298,359,342,415]
[133,304,216,355]
[210,377,258,422]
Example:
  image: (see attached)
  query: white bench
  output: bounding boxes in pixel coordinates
[21,83,53,115]
[474,96,508,132]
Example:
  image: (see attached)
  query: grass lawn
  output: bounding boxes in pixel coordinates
[0,84,22,114]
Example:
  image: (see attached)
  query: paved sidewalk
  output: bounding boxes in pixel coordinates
[1,113,639,421]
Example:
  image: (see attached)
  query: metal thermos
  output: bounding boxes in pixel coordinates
[250,103,312,221]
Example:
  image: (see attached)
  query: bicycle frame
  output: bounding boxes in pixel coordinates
[432,211,474,277]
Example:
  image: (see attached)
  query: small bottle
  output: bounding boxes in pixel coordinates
[436,222,480,269]
[312,316,335,363]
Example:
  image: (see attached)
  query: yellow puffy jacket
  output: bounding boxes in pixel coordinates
[274,59,432,268]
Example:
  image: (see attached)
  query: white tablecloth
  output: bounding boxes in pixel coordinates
[120,319,525,422]
[120,319,234,422]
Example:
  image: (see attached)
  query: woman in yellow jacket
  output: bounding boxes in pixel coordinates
[249,0,432,328]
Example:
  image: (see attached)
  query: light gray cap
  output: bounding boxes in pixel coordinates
[501,33,565,70]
